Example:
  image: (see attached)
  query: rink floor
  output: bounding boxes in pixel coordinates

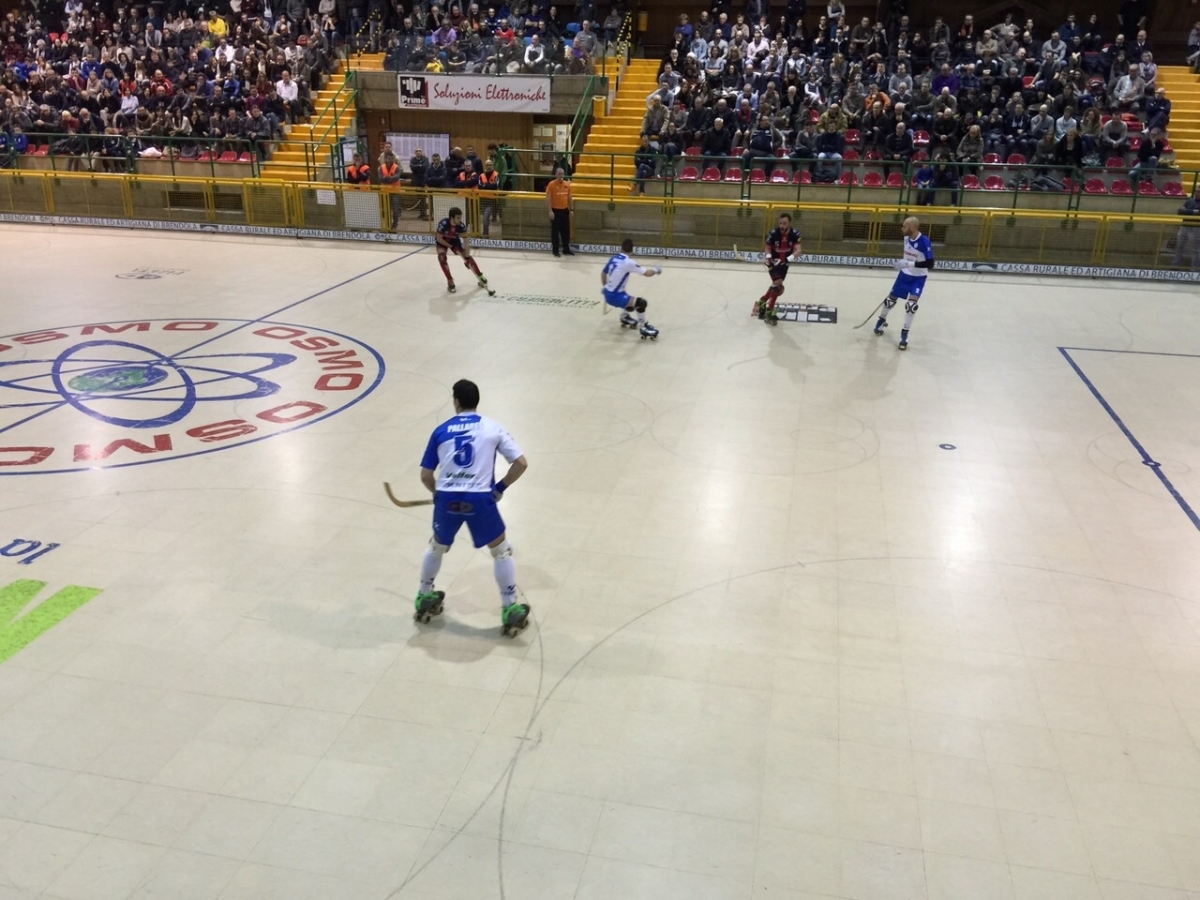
[1,224,1200,900]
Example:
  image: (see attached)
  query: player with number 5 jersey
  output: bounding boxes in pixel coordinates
[414,379,532,636]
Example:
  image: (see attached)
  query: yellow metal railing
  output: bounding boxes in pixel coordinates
[0,169,1193,272]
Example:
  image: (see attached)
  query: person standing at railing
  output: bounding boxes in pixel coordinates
[546,167,574,257]
[347,151,373,188]
[478,159,499,235]
[379,147,404,229]
[409,147,430,219]
[1173,186,1200,271]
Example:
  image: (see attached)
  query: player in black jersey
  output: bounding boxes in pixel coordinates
[753,213,802,326]
[436,207,494,294]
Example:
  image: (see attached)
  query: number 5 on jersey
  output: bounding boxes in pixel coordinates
[453,434,475,467]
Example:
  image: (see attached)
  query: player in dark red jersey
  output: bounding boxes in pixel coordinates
[753,212,802,325]
[436,207,494,294]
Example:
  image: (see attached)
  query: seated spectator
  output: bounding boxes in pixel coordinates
[632,135,659,193]
[1131,127,1166,182]
[642,96,667,148]
[1078,108,1103,160]
[814,120,845,180]
[790,119,818,170]
[1113,64,1145,111]
[882,120,914,175]
[742,114,780,166]
[1099,114,1128,156]
[524,34,548,73]
[1054,105,1078,140]
[1056,128,1084,175]
[701,117,733,167]
[1145,87,1171,133]
[956,123,984,170]
[1031,129,1059,167]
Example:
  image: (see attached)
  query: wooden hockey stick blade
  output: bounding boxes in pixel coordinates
[853,299,887,329]
[383,482,433,508]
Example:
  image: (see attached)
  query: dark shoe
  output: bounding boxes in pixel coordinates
[563,250,575,256]
[553,251,561,257]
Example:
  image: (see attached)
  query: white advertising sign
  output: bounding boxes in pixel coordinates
[397,74,551,113]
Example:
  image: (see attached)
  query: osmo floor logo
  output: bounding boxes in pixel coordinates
[0,318,384,474]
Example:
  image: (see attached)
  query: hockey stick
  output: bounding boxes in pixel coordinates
[383,482,434,508]
[732,243,770,265]
[853,298,887,330]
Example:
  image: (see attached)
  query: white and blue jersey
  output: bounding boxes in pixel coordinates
[421,413,523,547]
[601,252,646,308]
[892,232,934,298]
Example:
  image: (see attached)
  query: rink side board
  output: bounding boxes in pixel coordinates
[2,213,1199,284]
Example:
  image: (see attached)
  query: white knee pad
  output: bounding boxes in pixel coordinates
[428,538,450,556]
[489,539,513,560]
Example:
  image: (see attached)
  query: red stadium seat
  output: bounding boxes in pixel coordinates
[770,167,790,183]
[1128,136,1143,152]
[238,152,255,163]
[984,175,1006,190]
[30,144,49,157]
[1163,181,1184,197]
[984,153,1001,164]
[749,168,767,183]
[793,169,812,184]
[723,166,743,182]
[837,172,857,186]
[700,166,721,182]
[1110,179,1133,195]
[774,148,787,158]
[912,150,929,162]
[912,131,930,147]
[862,171,884,187]
[218,150,239,162]
[1138,180,1160,196]
[962,174,981,189]
[730,146,744,157]
[197,150,214,162]
[678,166,699,181]
[1022,76,1035,88]
[845,128,861,146]
[684,145,701,158]
[1084,178,1107,194]
[1123,113,1143,132]
[843,148,860,161]
[1005,153,1026,165]
[864,149,882,161]
[886,172,904,188]
[1106,156,1127,169]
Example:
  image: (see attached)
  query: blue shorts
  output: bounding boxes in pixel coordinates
[891,272,927,298]
[432,490,506,548]
[602,288,632,309]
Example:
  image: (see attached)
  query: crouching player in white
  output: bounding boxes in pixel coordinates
[873,216,934,350]
[415,379,532,636]
[601,238,662,341]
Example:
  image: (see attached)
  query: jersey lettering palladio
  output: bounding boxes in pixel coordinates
[421,413,523,492]
[903,233,934,278]
[602,253,647,293]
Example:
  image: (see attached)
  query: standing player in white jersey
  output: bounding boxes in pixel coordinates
[873,216,935,350]
[601,238,662,340]
[414,379,531,636]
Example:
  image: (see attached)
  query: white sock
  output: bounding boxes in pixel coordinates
[494,554,517,607]
[903,310,915,331]
[419,546,443,593]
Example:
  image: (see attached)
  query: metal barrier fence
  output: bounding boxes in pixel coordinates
[0,170,1196,272]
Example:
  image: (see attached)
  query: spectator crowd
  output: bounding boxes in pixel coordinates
[636,1,1173,196]
[1,0,339,168]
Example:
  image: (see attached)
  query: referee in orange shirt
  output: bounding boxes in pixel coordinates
[545,167,574,256]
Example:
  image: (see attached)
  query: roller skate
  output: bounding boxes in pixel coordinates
[477,274,496,296]
[873,317,887,336]
[898,329,909,351]
[619,312,639,329]
[413,590,445,623]
[753,299,766,318]
[639,322,660,341]
[501,602,531,637]
[765,309,779,326]
[447,281,457,294]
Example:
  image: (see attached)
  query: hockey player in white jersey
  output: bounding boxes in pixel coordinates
[601,238,662,340]
[873,216,935,350]
[414,379,531,636]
